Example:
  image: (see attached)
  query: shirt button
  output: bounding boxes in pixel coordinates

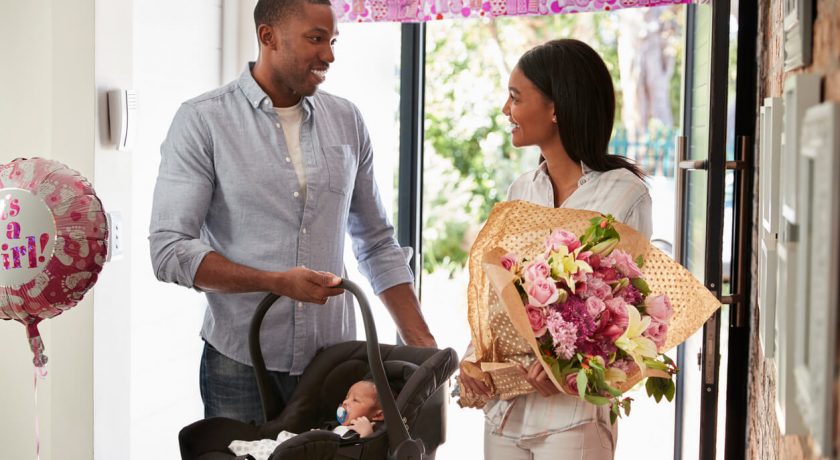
[297,302,303,309]
[293,191,299,198]
[285,157,291,163]
[302,228,307,234]
[276,123,281,128]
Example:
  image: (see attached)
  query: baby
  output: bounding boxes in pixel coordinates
[333,380,384,437]
[228,380,385,460]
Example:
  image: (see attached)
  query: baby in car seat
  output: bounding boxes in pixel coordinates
[332,379,385,437]
[228,380,386,460]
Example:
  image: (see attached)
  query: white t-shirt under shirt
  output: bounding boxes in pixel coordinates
[484,162,653,441]
[274,102,306,193]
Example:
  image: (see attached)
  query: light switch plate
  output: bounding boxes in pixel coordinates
[105,211,123,261]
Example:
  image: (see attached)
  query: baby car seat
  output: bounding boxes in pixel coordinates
[179,279,458,460]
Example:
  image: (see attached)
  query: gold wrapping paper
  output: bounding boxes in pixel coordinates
[460,201,721,408]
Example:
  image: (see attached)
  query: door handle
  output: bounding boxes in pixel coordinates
[728,136,752,328]
[679,159,708,171]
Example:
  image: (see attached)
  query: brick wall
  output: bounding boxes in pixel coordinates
[748,0,840,458]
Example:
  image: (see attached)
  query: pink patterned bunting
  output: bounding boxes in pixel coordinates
[331,0,704,22]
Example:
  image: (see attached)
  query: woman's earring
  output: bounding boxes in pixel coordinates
[551,115,557,124]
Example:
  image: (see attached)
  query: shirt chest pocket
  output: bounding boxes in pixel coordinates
[322,145,357,194]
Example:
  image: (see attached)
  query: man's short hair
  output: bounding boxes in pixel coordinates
[253,0,332,29]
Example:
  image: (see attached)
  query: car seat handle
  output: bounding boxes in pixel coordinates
[248,279,424,458]
[338,279,423,459]
[249,292,282,421]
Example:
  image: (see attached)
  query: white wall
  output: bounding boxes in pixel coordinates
[92,0,134,458]
[130,1,222,458]
[0,1,96,459]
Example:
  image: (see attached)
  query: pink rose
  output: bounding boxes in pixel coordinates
[584,276,612,300]
[585,296,606,318]
[546,229,581,252]
[500,252,518,272]
[527,278,560,307]
[644,319,668,350]
[524,260,551,283]
[644,295,673,322]
[604,250,643,278]
[526,305,547,336]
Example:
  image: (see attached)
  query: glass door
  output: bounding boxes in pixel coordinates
[674,5,717,458]
[675,0,754,457]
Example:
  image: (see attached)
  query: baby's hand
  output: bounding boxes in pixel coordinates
[349,416,375,437]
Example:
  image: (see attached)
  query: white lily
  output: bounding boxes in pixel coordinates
[615,303,658,367]
[548,246,592,294]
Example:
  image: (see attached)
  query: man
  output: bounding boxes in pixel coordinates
[149,0,436,423]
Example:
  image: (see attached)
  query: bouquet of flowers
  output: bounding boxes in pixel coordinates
[460,201,720,422]
[499,215,677,422]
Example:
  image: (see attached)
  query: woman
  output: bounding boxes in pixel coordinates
[459,39,652,459]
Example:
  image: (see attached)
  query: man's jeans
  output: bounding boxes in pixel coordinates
[200,341,300,424]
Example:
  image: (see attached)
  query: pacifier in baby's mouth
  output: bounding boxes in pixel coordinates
[336,406,348,424]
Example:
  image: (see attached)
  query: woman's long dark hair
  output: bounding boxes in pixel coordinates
[518,39,644,178]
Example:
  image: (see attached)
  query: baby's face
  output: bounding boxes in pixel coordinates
[341,381,381,425]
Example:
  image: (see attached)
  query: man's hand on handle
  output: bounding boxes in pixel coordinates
[193,252,343,304]
[274,267,343,304]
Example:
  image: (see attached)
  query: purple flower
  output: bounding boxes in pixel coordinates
[559,296,598,341]
[553,295,613,360]
[620,285,643,305]
[577,337,617,360]
[547,311,578,360]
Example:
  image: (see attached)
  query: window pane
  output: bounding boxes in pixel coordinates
[320,22,403,343]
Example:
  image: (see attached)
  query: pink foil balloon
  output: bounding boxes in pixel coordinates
[0,158,108,367]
